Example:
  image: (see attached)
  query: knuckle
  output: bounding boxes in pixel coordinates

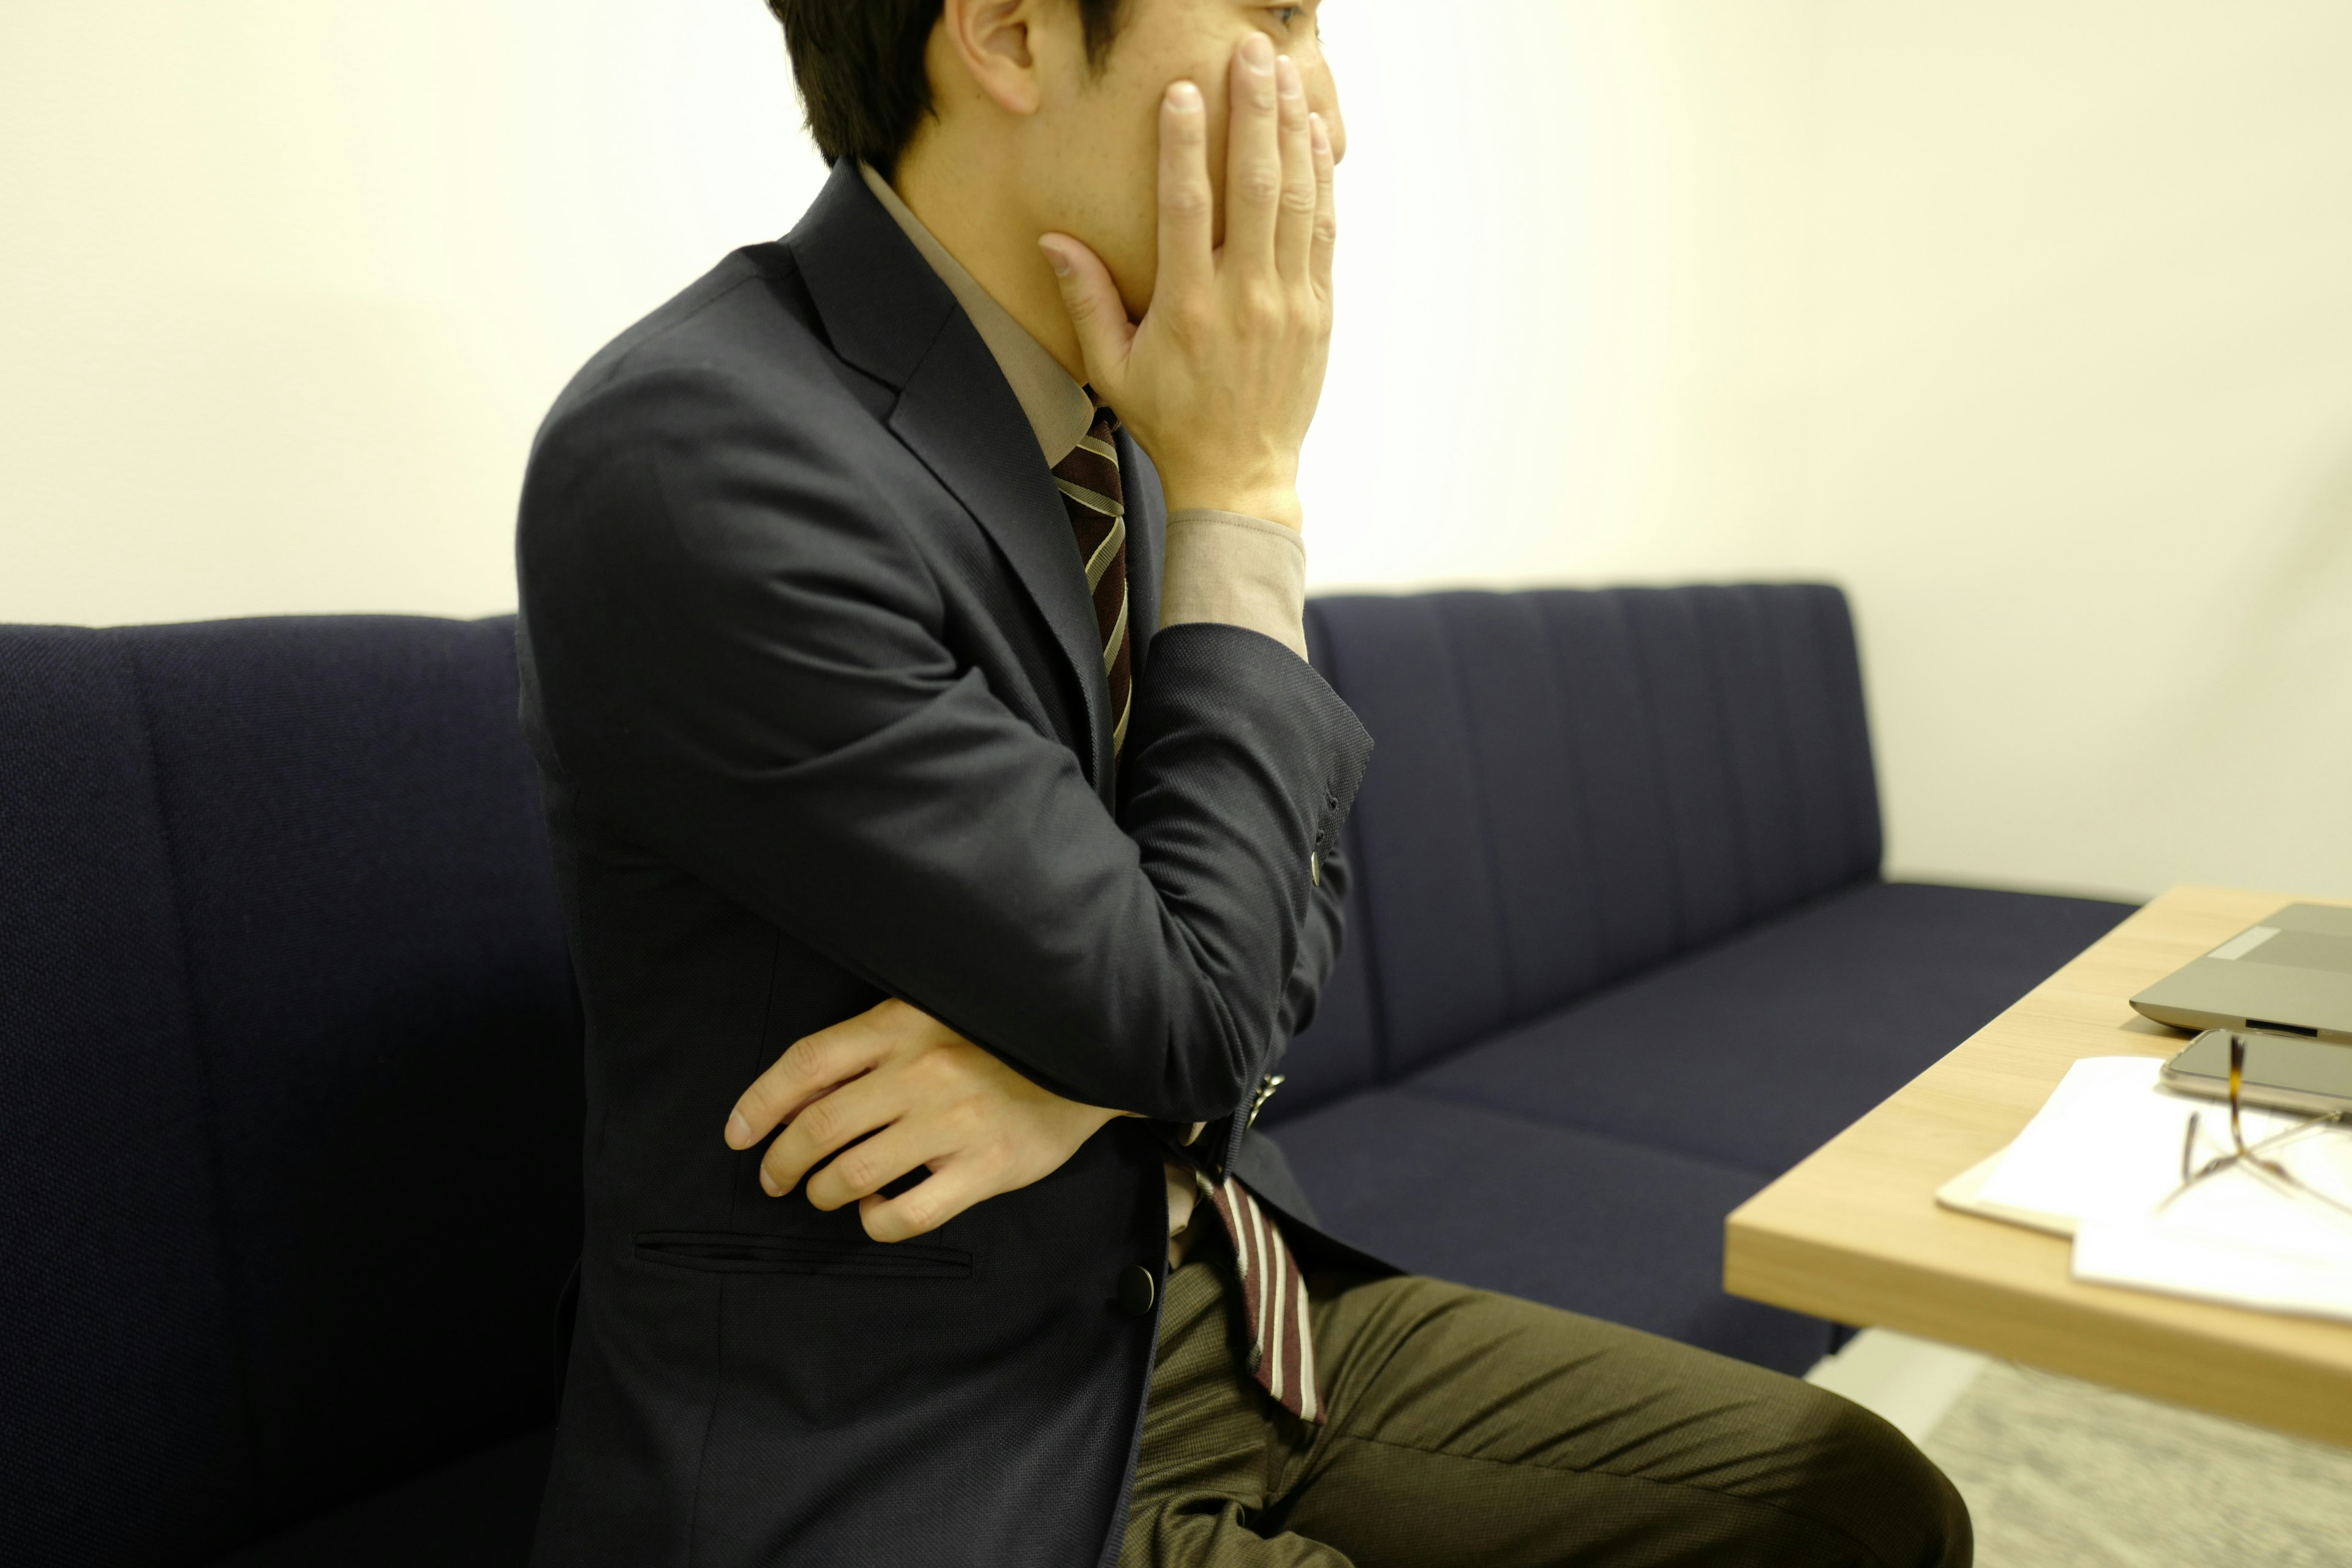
[1238,167,1283,208]
[831,1150,874,1194]
[797,1099,840,1147]
[1163,184,1212,223]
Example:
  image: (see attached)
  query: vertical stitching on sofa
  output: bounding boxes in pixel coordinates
[1617,594,1684,951]
[1435,598,1520,1028]
[122,635,268,1535]
[1539,594,1613,990]
[1751,586,1809,906]
[1513,590,1575,1008]
[1695,588,1757,928]
[1771,591,1812,897]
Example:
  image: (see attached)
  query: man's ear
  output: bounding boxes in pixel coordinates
[935,0,1050,118]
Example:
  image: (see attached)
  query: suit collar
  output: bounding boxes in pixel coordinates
[854,162,1095,467]
[788,159,1114,787]
[785,159,954,390]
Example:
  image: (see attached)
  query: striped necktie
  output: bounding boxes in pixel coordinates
[1202,1172,1322,1423]
[1050,404,1133,756]
[1050,410,1324,1425]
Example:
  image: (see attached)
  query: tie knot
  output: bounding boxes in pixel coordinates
[1082,391,1120,442]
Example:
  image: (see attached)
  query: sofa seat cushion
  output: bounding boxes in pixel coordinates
[1408,881,2135,1178]
[207,1426,552,1568]
[1270,1093,1832,1375]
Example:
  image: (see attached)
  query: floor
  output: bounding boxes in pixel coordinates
[1806,1330,2352,1566]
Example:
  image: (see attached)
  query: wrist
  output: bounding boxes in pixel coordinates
[1163,483,1303,532]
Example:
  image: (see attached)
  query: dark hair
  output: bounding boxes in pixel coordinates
[766,1,1129,175]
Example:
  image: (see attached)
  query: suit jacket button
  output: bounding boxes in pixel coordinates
[1116,1264,1156,1318]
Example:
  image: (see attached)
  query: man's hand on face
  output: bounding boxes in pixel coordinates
[1039,32,1335,532]
[722,999,1125,1243]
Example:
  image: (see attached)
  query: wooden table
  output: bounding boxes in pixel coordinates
[1725,884,2352,1447]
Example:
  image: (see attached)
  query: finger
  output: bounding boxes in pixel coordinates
[1153,78,1214,305]
[858,1161,990,1243]
[723,1005,890,1150]
[758,1074,895,1198]
[1038,234,1136,394]
[1309,111,1337,300]
[803,1121,943,1213]
[1221,32,1283,272]
[1272,54,1316,282]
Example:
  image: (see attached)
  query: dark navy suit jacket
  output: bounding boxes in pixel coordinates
[515,159,1376,1567]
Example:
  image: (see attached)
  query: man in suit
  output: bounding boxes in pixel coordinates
[515,1,1971,1563]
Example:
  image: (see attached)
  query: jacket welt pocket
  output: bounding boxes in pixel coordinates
[633,1231,972,1280]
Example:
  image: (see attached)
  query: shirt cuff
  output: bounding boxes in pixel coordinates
[1159,509,1308,661]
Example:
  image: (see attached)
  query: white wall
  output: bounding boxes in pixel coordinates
[5,2,2347,902]
[0,2,825,627]
[1800,3,2352,902]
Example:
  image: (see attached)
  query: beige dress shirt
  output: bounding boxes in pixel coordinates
[858,164,1310,1253]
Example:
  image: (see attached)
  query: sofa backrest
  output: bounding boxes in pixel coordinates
[1280,584,1883,1117]
[0,616,581,1568]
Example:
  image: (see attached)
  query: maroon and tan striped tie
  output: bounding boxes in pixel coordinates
[1050,404,1133,756]
[1052,407,1324,1425]
[1202,1174,1322,1423]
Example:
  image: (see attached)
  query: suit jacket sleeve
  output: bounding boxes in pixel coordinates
[519,367,1371,1128]
[1164,832,1351,1176]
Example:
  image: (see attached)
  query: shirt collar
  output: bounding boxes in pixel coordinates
[859,161,1095,467]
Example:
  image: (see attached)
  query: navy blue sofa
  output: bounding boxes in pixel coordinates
[0,587,2131,1566]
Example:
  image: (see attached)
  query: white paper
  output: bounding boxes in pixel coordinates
[2076,1218,2352,1322]
[1974,1057,2301,1226]
[1970,1055,2352,1320]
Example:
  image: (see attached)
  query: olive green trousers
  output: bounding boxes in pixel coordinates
[1120,1252,1970,1568]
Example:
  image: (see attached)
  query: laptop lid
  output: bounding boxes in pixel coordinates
[2131,902,2352,1044]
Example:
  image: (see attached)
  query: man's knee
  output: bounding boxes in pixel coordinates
[1793,1387,1972,1568]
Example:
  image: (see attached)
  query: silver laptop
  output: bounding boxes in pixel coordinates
[2132,902,2352,1044]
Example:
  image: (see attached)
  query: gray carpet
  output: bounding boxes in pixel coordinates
[1923,1361,2352,1566]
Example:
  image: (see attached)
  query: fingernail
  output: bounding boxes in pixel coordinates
[1242,34,1273,70]
[1037,239,1071,277]
[1277,55,1303,99]
[760,1166,782,1197]
[725,1110,750,1148]
[1167,80,1201,112]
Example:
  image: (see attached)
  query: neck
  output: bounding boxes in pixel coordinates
[891,132,1088,385]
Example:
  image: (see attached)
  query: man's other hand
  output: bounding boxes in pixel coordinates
[722,998,1125,1243]
[1038,32,1335,532]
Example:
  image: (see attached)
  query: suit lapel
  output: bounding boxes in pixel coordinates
[788,160,1109,785]
[892,342,1112,788]
[1117,427,1165,682]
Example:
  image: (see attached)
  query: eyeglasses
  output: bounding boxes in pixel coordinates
[2164,1030,2352,1223]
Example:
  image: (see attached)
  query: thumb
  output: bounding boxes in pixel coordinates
[1038,235,1133,390]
